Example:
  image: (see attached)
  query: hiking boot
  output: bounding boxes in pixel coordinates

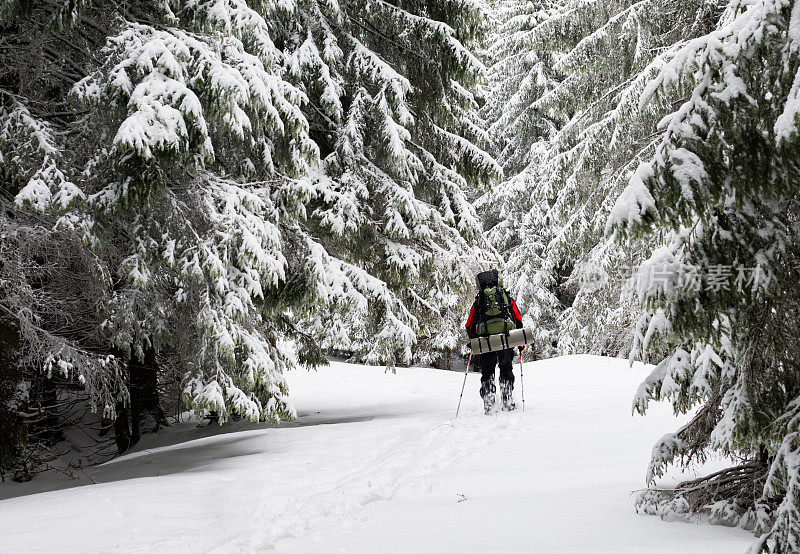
[500,381,515,411]
[483,393,496,415]
[480,380,496,414]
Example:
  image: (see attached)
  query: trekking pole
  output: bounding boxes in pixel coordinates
[455,352,473,419]
[519,349,525,412]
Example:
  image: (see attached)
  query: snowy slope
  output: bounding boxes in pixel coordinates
[0,356,752,553]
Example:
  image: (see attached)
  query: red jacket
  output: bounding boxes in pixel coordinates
[465,291,524,338]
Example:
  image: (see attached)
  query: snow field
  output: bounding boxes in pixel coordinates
[0,355,753,553]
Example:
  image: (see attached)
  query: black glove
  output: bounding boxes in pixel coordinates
[518,345,525,353]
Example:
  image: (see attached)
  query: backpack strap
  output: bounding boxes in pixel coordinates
[497,288,511,320]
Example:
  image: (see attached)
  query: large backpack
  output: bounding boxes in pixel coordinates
[474,270,514,337]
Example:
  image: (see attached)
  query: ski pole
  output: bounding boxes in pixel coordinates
[519,349,525,412]
[455,352,473,419]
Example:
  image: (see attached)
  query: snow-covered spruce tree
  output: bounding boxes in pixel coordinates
[273,0,500,365]
[1,0,326,457]
[479,0,563,358]
[609,2,800,551]
[487,0,728,356]
[482,0,561,177]
[68,1,333,425]
[2,0,497,470]
[0,2,136,470]
[474,172,562,357]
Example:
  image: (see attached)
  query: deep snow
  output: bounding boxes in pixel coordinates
[1,355,753,552]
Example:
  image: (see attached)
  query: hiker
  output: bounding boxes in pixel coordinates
[465,269,525,413]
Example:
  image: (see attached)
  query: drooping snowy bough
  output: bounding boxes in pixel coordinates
[479,0,563,358]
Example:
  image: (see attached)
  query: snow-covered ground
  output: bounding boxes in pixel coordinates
[1,355,752,553]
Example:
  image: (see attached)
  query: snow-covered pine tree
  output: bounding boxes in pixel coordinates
[1,0,497,474]
[474,171,562,357]
[479,0,563,357]
[0,2,136,470]
[275,0,501,365]
[482,0,561,177]
[2,1,328,457]
[69,2,327,425]
[609,2,800,551]
[485,0,727,356]
[0,316,24,481]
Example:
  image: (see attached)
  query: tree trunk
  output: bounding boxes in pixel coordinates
[128,346,166,442]
[29,371,62,446]
[113,346,167,454]
[114,398,132,455]
[0,318,23,481]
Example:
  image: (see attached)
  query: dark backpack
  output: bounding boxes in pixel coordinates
[474,271,514,337]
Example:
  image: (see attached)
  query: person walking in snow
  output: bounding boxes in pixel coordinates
[465,269,525,413]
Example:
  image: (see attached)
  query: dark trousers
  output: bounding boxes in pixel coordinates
[479,348,515,399]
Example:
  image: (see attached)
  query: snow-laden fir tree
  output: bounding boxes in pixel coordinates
[479,0,563,357]
[3,0,327,432]
[276,0,501,365]
[482,0,561,177]
[484,0,728,356]
[1,0,497,470]
[609,1,800,551]
[0,1,137,470]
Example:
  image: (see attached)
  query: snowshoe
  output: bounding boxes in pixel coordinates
[501,401,516,412]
